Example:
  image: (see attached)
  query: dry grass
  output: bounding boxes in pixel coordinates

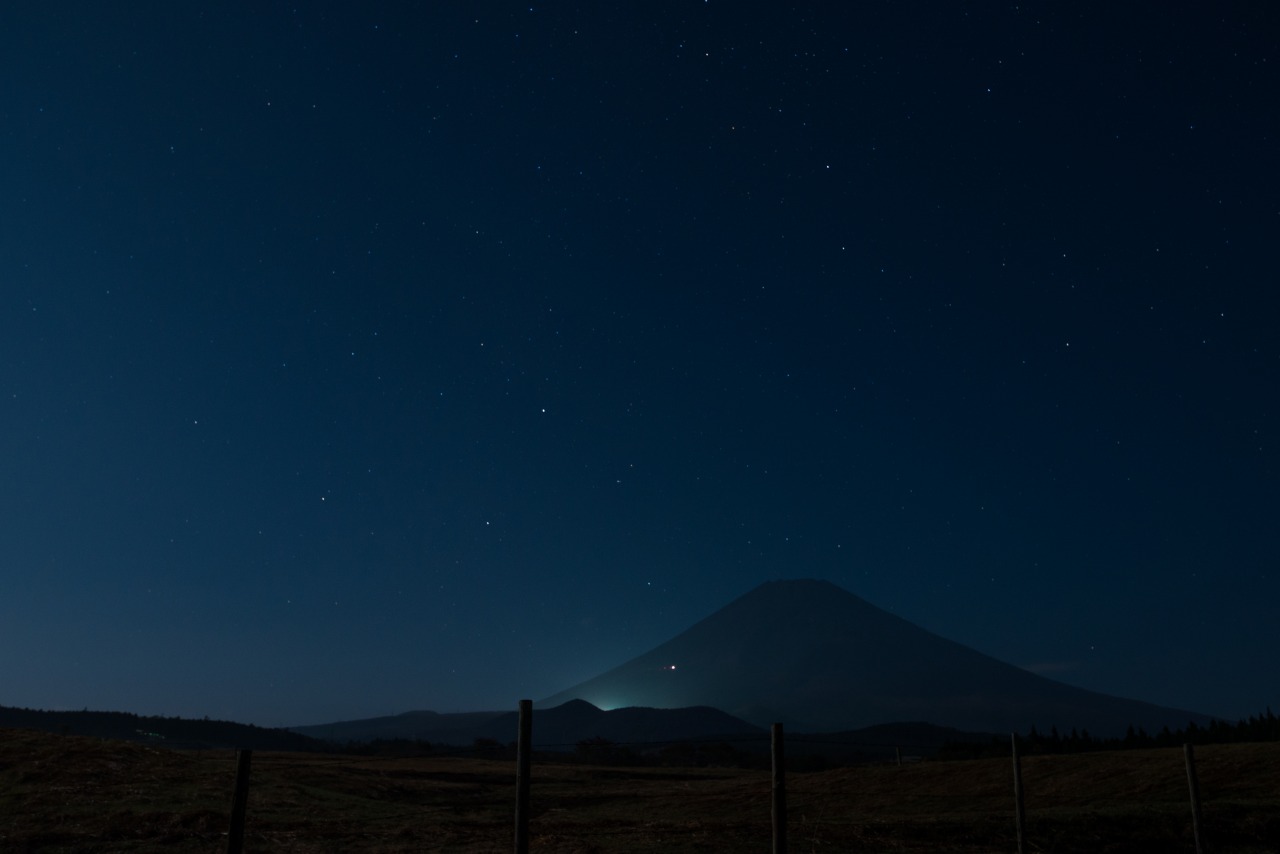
[2,727,1278,852]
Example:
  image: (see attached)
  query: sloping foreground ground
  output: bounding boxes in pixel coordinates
[2,727,1277,852]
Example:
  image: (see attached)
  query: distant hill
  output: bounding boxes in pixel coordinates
[290,709,506,744]
[476,699,761,748]
[539,579,1214,737]
[292,700,761,750]
[0,704,326,751]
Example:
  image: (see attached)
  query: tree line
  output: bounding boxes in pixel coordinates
[937,708,1280,759]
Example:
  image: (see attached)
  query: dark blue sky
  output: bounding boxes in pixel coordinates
[3,2,1276,727]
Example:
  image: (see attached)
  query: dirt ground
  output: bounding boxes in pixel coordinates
[3,729,1278,852]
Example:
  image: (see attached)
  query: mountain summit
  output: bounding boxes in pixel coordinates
[540,579,1209,736]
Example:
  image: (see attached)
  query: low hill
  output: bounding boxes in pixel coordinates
[293,700,761,750]
[290,708,506,744]
[0,704,325,751]
[474,699,762,749]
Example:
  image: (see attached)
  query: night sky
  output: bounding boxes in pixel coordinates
[3,3,1276,728]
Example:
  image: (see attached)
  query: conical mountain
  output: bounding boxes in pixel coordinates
[540,579,1210,736]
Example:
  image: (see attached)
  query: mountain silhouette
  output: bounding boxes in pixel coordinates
[539,579,1212,736]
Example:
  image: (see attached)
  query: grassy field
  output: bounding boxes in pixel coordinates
[2,727,1278,852]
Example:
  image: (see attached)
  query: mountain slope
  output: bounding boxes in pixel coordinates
[539,579,1211,736]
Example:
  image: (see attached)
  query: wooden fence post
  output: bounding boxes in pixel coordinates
[772,722,787,854]
[1184,743,1205,854]
[1011,733,1026,854]
[227,748,252,854]
[515,699,532,854]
